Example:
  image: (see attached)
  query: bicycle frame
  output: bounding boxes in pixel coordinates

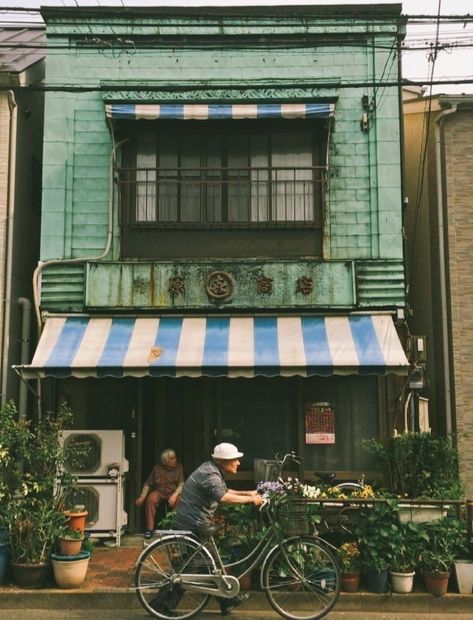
[135,452,342,620]
[158,496,337,598]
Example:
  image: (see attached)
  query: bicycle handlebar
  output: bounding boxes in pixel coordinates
[275,451,303,473]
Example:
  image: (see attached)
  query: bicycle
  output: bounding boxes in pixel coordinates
[134,452,341,620]
[313,471,366,493]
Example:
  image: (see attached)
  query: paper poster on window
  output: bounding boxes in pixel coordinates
[305,402,335,444]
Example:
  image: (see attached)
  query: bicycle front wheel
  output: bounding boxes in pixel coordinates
[262,536,340,620]
[135,535,213,620]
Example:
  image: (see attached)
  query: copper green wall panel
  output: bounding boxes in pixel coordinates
[84,260,355,310]
[39,7,406,311]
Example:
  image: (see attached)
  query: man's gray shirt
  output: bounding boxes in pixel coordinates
[174,460,227,532]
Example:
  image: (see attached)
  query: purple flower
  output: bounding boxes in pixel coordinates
[256,481,285,495]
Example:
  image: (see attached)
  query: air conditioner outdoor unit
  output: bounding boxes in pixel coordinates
[69,479,128,534]
[61,430,129,477]
[60,430,128,544]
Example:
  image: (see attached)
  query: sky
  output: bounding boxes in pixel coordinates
[1,0,472,94]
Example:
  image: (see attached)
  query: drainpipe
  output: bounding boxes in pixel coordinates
[1,91,18,408]
[17,298,31,421]
[435,104,458,436]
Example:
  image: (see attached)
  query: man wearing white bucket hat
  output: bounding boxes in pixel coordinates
[174,442,263,615]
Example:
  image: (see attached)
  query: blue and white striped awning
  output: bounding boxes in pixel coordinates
[19,314,408,379]
[105,102,335,121]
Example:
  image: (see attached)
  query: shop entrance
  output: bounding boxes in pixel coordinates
[139,376,298,486]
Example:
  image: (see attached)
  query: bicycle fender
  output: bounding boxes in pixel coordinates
[135,533,216,570]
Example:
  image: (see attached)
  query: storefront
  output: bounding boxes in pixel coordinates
[20,313,408,532]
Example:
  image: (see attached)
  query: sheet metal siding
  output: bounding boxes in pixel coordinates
[40,259,406,312]
[40,10,404,311]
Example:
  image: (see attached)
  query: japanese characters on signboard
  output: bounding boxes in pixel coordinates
[305,402,335,444]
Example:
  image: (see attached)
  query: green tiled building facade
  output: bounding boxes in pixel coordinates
[35,5,408,532]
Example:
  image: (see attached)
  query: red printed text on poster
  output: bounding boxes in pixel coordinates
[305,402,335,444]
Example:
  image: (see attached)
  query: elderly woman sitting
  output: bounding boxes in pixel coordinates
[135,448,184,539]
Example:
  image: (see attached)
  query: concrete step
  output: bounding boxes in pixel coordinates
[1,590,473,612]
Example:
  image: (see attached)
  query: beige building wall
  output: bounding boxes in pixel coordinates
[403,97,442,431]
[0,93,11,374]
[404,95,473,496]
[442,109,473,494]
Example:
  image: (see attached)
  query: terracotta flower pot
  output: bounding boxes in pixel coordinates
[64,510,88,536]
[341,571,361,592]
[424,570,450,596]
[57,536,84,556]
[238,573,252,591]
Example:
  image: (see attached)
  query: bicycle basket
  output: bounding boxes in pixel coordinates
[254,459,280,483]
[280,499,310,536]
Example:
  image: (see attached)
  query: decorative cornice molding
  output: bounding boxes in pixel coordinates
[102,85,340,103]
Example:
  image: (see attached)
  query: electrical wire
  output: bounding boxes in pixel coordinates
[407,0,443,302]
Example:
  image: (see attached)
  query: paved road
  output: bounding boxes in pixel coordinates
[1,612,472,620]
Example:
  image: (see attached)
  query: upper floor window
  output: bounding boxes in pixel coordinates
[117,118,329,259]
[119,120,326,229]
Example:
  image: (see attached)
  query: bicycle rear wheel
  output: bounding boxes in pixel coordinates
[262,536,340,620]
[135,535,213,620]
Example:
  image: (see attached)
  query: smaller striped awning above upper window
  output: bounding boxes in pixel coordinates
[105,102,336,121]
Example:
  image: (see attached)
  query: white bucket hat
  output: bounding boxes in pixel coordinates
[211,443,244,460]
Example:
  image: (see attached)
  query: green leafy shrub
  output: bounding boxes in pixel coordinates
[390,521,428,572]
[355,499,399,572]
[419,517,468,573]
[361,433,463,498]
[0,401,78,564]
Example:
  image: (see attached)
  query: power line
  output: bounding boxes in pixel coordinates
[407,0,443,301]
[2,76,473,94]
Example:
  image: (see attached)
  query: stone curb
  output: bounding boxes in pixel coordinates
[0,590,473,611]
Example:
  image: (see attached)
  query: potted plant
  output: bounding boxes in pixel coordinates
[0,401,78,588]
[56,528,84,556]
[6,500,66,588]
[420,518,461,596]
[389,522,426,593]
[63,505,88,536]
[51,549,91,588]
[355,499,399,593]
[361,433,463,500]
[216,503,261,589]
[337,541,361,592]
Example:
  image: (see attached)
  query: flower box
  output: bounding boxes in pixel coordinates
[398,504,449,524]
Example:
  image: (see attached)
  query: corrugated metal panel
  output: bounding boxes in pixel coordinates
[0,27,45,74]
[41,265,85,311]
[356,261,405,307]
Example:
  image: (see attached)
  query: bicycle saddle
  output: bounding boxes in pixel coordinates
[314,471,336,484]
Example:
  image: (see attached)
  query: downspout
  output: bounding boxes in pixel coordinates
[435,104,458,436]
[17,297,31,421]
[1,91,18,407]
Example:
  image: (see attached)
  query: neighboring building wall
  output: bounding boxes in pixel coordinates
[0,92,10,363]
[5,89,43,401]
[404,94,473,495]
[442,108,473,493]
[403,97,440,428]
[0,24,44,406]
